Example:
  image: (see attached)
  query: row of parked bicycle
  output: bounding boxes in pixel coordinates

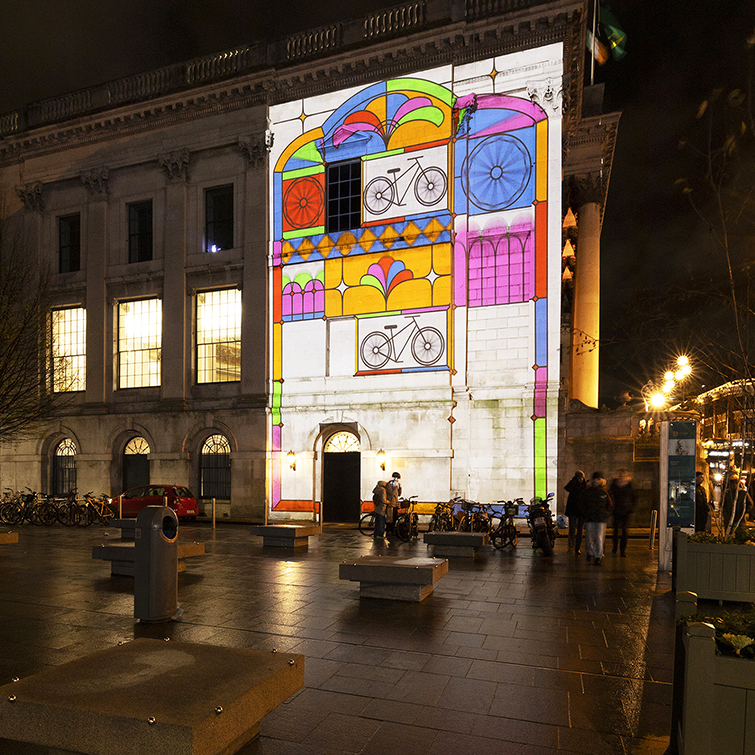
[0,488,115,527]
[358,495,529,549]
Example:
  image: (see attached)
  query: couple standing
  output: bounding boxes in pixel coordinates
[565,469,635,565]
[371,472,402,540]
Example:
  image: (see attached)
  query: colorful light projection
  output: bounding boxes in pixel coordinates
[271,74,552,508]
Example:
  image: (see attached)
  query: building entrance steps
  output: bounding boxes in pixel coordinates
[0,638,304,755]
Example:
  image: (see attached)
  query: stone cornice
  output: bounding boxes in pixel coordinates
[0,3,585,167]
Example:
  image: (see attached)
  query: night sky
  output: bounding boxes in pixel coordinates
[1,0,753,402]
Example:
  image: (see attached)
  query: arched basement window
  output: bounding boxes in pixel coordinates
[323,432,360,453]
[53,438,77,496]
[200,434,231,499]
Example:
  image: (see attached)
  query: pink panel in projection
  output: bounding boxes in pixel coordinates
[465,221,534,307]
[272,424,281,508]
[534,367,547,418]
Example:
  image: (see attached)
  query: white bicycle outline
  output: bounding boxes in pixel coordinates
[363,155,448,216]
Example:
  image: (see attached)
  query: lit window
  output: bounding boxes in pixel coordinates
[196,288,241,383]
[205,185,234,252]
[118,299,161,388]
[59,214,80,273]
[52,307,86,392]
[327,161,361,233]
[128,200,153,263]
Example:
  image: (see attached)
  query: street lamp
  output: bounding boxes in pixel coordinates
[640,355,693,410]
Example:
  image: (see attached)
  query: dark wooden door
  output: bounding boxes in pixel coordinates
[322,452,360,523]
[123,454,149,492]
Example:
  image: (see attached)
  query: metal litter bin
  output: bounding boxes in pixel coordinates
[134,506,178,623]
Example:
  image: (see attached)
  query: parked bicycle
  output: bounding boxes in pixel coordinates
[1,488,56,526]
[489,499,523,549]
[77,492,116,526]
[394,496,419,542]
[451,496,490,532]
[427,500,454,532]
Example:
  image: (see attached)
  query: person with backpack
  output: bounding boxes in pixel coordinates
[372,480,389,541]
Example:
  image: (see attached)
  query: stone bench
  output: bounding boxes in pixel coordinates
[92,540,206,576]
[339,555,448,602]
[249,524,321,548]
[0,637,304,755]
[423,531,488,557]
[0,531,18,554]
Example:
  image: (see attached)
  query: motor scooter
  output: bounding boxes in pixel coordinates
[527,492,556,556]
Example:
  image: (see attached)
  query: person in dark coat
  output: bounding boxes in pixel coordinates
[694,470,709,533]
[564,470,586,554]
[608,469,635,557]
[579,471,613,565]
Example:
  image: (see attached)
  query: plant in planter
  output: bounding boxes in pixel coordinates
[688,604,755,658]
[674,527,755,601]
[672,601,755,755]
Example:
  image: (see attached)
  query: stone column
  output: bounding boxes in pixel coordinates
[81,168,109,412]
[569,175,602,409]
[237,131,270,521]
[158,150,189,410]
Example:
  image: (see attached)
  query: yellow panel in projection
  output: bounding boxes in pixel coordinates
[273,322,283,380]
[387,279,432,311]
[324,243,452,318]
[343,287,387,316]
[536,119,548,202]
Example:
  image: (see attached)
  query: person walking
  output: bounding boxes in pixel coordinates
[579,471,613,565]
[694,470,709,533]
[608,469,635,557]
[564,470,586,554]
[371,480,389,541]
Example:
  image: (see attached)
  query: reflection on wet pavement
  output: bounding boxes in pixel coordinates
[0,525,673,754]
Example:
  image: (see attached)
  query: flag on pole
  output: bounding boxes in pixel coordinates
[599,5,627,61]
[586,29,609,65]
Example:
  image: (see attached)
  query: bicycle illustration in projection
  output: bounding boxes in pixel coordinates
[359,314,445,371]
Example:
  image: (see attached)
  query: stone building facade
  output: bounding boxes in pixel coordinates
[0,0,617,521]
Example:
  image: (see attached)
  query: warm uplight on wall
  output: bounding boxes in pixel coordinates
[286,450,296,471]
[377,449,386,471]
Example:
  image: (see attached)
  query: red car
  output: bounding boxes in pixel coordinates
[116,485,198,520]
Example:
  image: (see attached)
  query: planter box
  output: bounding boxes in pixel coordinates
[675,621,755,755]
[674,529,755,602]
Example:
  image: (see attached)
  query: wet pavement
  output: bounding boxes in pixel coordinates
[0,524,674,754]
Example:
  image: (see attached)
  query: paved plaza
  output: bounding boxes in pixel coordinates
[0,524,674,754]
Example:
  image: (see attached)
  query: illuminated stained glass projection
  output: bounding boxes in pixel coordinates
[274,78,455,246]
[453,94,548,308]
[282,270,325,321]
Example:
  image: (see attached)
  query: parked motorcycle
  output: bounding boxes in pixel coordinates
[527,492,556,556]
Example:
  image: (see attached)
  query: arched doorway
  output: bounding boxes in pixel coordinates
[123,436,150,491]
[322,431,361,523]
